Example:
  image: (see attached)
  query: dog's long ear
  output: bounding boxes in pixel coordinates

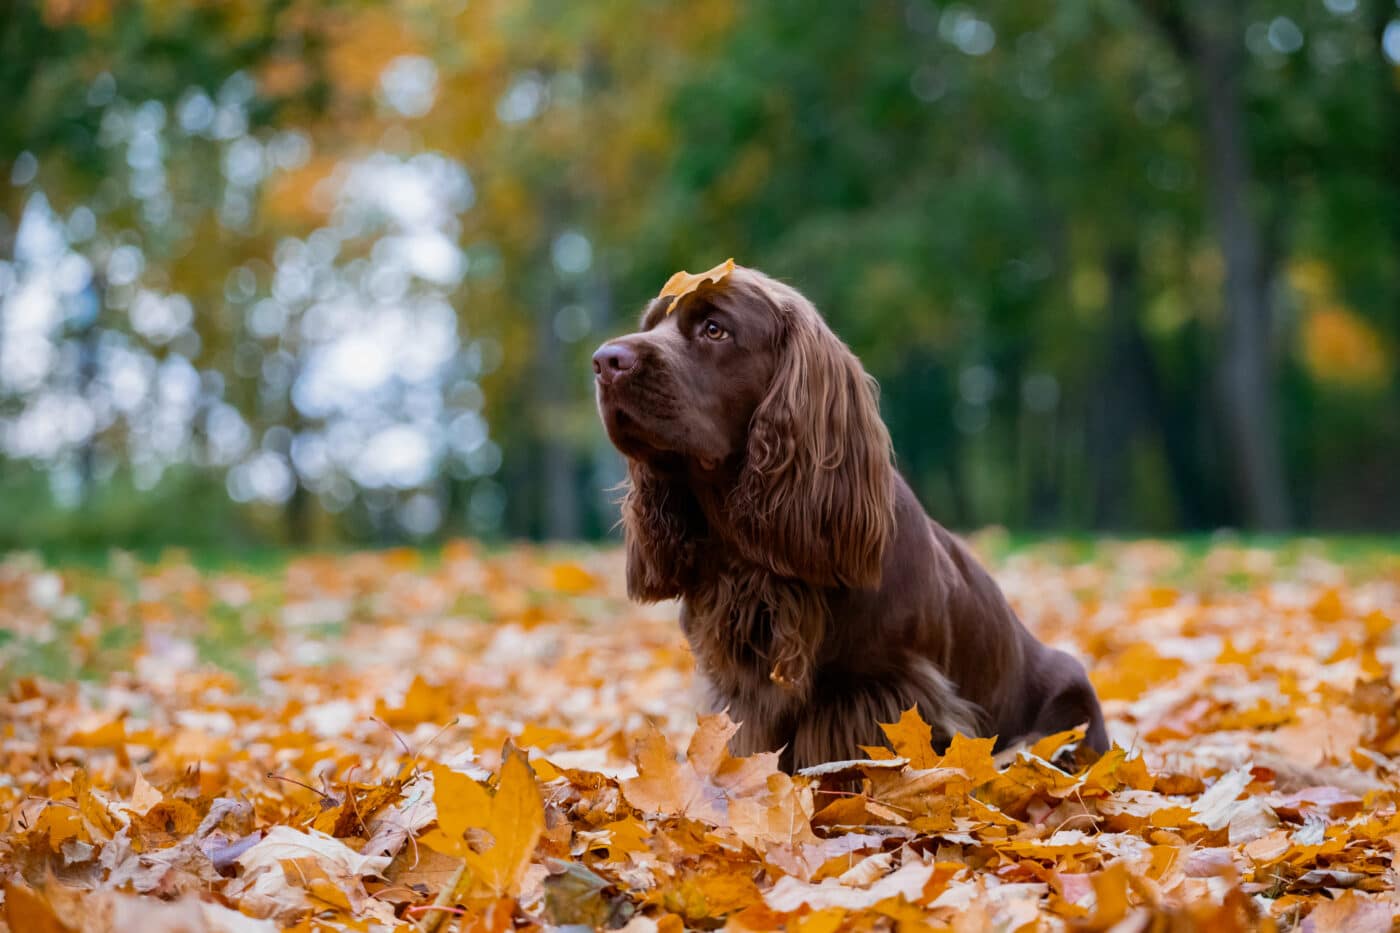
[731,296,895,588]
[620,461,704,601]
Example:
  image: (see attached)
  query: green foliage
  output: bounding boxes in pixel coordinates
[0,465,253,552]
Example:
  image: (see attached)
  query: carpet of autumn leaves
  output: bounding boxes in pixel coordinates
[2,539,1400,932]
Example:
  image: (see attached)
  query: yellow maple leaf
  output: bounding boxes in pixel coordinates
[796,908,847,933]
[311,781,403,837]
[67,715,126,748]
[2,881,68,933]
[657,258,736,314]
[1029,727,1084,762]
[1297,888,1389,932]
[622,721,709,818]
[811,794,894,828]
[127,772,164,816]
[423,749,544,897]
[472,750,545,896]
[1091,642,1185,702]
[376,675,456,727]
[877,706,942,769]
[1086,861,1132,927]
[934,733,999,795]
[660,867,763,920]
[599,818,651,858]
[32,805,86,852]
[985,756,1080,811]
[999,830,1100,858]
[1081,748,1154,794]
[623,714,786,829]
[729,772,818,850]
[72,770,119,841]
[549,561,598,595]
[867,766,964,821]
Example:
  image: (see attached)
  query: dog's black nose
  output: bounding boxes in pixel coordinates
[592,343,637,384]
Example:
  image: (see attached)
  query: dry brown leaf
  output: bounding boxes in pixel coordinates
[656,258,736,314]
[1302,890,1392,933]
[622,713,783,827]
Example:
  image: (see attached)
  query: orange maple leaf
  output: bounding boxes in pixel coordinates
[877,706,942,769]
[657,258,736,314]
[422,747,544,897]
[623,713,784,828]
[935,733,1000,795]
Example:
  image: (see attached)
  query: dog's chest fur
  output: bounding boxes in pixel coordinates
[678,562,828,754]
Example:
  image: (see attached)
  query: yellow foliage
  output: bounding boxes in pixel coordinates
[41,0,114,27]
[1070,264,1108,314]
[1289,258,1391,389]
[324,7,424,97]
[260,155,340,226]
[1288,258,1334,304]
[1302,305,1391,390]
[257,56,315,99]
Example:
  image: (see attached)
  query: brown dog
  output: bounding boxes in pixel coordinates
[593,264,1108,770]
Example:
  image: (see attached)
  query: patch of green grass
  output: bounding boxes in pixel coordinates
[989,531,1399,563]
[3,536,1395,689]
[193,604,260,687]
[5,628,80,683]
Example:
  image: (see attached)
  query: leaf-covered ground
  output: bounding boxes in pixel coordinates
[2,539,1399,932]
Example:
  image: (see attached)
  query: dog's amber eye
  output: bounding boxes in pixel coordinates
[702,320,728,341]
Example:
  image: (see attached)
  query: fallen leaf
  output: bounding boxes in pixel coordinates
[657,258,736,314]
[878,706,942,768]
[764,858,935,912]
[1300,891,1390,932]
[935,733,1000,794]
[1189,765,1254,831]
[5,540,1399,929]
[422,746,544,898]
[622,713,784,829]
[3,881,70,933]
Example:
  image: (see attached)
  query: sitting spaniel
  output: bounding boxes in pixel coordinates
[593,262,1108,770]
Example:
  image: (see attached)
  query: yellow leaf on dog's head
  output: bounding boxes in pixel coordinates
[658,258,736,314]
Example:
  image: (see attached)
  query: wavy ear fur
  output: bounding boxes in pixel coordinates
[730,296,895,588]
[620,461,705,601]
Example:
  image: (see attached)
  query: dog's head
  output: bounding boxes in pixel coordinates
[594,265,894,596]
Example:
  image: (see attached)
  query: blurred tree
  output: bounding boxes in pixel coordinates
[3,0,1398,546]
[1139,0,1291,529]
[406,0,735,538]
[621,0,1399,532]
[0,1,335,540]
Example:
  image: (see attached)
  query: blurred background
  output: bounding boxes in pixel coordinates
[1,0,1397,550]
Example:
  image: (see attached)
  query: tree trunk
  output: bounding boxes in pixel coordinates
[1372,5,1400,513]
[537,269,579,540]
[1140,1,1293,529]
[74,273,106,503]
[1090,250,1140,529]
[1193,14,1291,530]
[1097,246,1214,529]
[282,401,311,545]
[285,480,311,545]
